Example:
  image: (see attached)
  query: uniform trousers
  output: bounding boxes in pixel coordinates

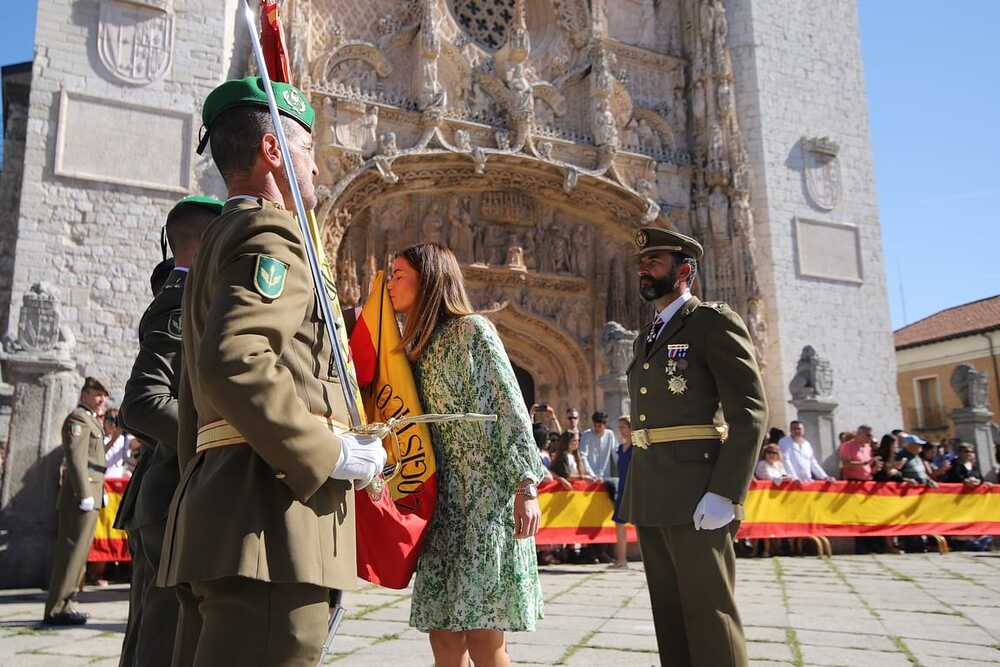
[118,530,147,667]
[637,523,746,667]
[171,576,329,667]
[129,521,179,667]
[45,506,99,617]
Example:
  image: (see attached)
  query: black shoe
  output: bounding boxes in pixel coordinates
[42,611,88,626]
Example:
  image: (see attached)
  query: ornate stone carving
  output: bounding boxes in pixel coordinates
[802,136,843,211]
[416,0,447,113]
[951,363,990,411]
[788,346,833,401]
[10,284,75,358]
[97,0,175,86]
[601,321,638,377]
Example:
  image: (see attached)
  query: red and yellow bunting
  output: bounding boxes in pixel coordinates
[536,480,637,545]
[740,480,1000,538]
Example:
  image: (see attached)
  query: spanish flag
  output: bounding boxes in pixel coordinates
[349,272,438,589]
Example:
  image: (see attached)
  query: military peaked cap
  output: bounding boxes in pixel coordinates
[633,227,704,261]
[82,376,109,396]
[196,77,315,154]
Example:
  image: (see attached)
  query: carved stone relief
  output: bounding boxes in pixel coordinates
[97,0,175,85]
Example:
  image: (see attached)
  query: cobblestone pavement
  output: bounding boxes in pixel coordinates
[2,553,1000,666]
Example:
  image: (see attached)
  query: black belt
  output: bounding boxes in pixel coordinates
[88,463,107,473]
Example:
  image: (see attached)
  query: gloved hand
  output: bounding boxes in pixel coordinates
[692,491,735,531]
[79,496,96,512]
[329,433,387,488]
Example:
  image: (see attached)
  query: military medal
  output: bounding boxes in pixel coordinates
[668,375,688,395]
[665,359,678,375]
[667,344,689,358]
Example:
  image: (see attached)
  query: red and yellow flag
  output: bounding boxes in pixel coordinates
[260,0,291,83]
[349,272,438,589]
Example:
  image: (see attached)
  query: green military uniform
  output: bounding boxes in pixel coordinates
[621,228,767,667]
[116,197,223,667]
[160,77,356,667]
[44,404,107,620]
[115,257,174,666]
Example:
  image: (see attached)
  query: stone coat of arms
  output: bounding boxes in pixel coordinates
[802,136,842,211]
[98,0,175,86]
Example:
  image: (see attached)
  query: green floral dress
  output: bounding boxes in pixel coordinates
[409,315,545,632]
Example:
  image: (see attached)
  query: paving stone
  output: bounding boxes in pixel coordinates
[587,631,658,652]
[507,643,569,664]
[747,641,793,661]
[337,618,410,639]
[793,629,896,652]
[33,634,123,658]
[564,647,658,666]
[799,645,915,667]
[903,637,1000,662]
[745,626,788,643]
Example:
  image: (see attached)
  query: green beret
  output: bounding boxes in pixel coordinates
[634,227,704,261]
[167,195,225,223]
[196,77,315,154]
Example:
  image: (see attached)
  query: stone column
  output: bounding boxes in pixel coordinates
[949,364,998,482]
[787,346,840,474]
[0,284,81,588]
[598,322,637,427]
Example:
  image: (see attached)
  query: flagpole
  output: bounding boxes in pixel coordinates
[240,0,362,427]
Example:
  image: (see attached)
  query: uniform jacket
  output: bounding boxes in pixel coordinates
[117,269,186,530]
[621,297,767,526]
[59,406,106,510]
[159,197,356,590]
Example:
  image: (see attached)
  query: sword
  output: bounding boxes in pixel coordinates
[240,0,363,428]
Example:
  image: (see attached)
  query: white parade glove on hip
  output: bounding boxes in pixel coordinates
[79,496,95,512]
[693,491,735,531]
[329,433,387,487]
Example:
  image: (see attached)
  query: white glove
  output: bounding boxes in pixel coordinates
[692,491,735,531]
[329,433,387,487]
[79,496,96,512]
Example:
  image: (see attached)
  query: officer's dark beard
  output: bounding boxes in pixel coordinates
[639,267,678,302]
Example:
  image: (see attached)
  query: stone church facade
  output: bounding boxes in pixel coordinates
[0,0,901,438]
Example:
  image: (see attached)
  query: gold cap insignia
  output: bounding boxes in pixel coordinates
[634,230,648,249]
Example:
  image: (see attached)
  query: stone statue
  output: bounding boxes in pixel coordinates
[361,105,379,157]
[601,321,638,377]
[455,129,472,152]
[593,100,619,148]
[506,63,535,122]
[422,201,445,242]
[506,246,526,270]
[416,0,446,112]
[379,131,398,157]
[446,194,474,261]
[707,186,729,239]
[495,129,511,151]
[951,364,990,410]
[538,141,554,161]
[788,345,834,401]
[671,87,687,136]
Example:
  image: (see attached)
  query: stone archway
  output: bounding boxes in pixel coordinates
[482,300,594,421]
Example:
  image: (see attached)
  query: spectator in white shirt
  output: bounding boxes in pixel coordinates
[754,443,793,483]
[579,411,618,480]
[778,421,831,481]
[102,409,132,479]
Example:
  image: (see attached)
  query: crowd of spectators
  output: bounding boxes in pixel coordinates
[753,420,994,554]
[754,420,991,489]
[530,405,634,567]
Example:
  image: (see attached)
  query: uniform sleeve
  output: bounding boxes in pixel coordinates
[62,414,91,500]
[120,307,180,453]
[176,362,197,473]
[702,306,768,505]
[463,317,544,491]
[197,212,343,502]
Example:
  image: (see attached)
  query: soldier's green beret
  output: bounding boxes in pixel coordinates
[167,195,225,224]
[196,77,315,154]
[634,227,704,261]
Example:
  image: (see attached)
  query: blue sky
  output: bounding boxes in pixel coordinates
[0,2,996,331]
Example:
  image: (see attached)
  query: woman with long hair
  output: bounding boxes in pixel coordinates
[549,431,597,484]
[387,243,544,667]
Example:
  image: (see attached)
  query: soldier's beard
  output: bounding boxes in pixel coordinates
[639,269,676,302]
